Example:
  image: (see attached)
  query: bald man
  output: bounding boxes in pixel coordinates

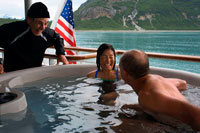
[119,50,200,131]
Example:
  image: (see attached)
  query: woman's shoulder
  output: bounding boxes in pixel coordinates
[87,70,97,78]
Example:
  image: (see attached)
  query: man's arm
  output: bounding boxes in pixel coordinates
[121,104,144,112]
[167,78,187,91]
[140,92,200,131]
[0,58,4,74]
[0,64,4,74]
[162,97,200,131]
[45,27,66,55]
[57,54,69,65]
[44,27,69,65]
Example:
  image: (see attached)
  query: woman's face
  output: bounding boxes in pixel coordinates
[100,49,115,71]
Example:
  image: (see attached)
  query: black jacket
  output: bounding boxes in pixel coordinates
[0,20,65,72]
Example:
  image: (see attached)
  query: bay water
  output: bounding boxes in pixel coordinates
[76,31,200,74]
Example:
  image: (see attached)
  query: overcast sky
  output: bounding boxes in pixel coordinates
[0,0,87,19]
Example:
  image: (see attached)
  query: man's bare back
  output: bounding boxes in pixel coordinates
[119,50,200,131]
[139,74,188,107]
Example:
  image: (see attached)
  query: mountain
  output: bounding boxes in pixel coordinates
[74,0,200,30]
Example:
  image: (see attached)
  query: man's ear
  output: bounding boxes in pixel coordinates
[121,68,128,78]
[124,69,129,78]
[26,16,32,25]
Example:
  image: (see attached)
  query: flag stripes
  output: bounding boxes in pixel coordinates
[55,0,76,56]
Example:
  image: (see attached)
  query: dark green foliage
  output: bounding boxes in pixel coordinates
[2,0,200,30]
[0,18,21,26]
[74,0,200,30]
[136,0,200,30]
[75,16,135,30]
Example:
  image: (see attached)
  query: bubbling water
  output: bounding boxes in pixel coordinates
[182,84,200,106]
[0,76,199,133]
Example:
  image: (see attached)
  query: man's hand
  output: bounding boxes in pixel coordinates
[121,104,144,112]
[167,78,187,91]
[0,64,4,74]
[57,54,69,65]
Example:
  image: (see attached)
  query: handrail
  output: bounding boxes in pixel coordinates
[0,48,96,61]
[63,46,200,62]
[1,47,200,62]
[45,53,97,60]
[64,46,97,52]
[146,52,200,62]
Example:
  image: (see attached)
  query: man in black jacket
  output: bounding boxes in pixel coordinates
[0,2,69,73]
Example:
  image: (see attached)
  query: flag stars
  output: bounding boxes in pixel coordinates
[59,0,75,27]
[55,0,76,49]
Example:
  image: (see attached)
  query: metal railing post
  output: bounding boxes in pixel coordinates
[49,59,57,65]
[24,0,32,17]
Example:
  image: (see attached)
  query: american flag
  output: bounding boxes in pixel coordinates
[55,0,76,60]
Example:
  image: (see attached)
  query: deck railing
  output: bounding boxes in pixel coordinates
[0,47,200,66]
[63,46,200,62]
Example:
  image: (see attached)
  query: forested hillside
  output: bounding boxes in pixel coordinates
[1,0,200,30]
[74,0,200,30]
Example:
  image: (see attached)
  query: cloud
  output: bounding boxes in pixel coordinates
[0,1,24,19]
[73,0,87,11]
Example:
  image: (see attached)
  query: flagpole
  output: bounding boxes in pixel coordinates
[50,0,67,29]
[24,0,32,17]
[48,0,66,65]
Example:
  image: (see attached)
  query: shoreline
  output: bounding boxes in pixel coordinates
[76,30,200,32]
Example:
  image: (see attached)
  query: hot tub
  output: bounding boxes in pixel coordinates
[0,64,199,133]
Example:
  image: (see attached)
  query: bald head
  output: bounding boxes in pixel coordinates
[119,50,150,79]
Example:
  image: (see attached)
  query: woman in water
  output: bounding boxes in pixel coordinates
[87,43,121,81]
[87,43,121,105]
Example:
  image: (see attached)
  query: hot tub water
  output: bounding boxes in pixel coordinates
[0,76,199,133]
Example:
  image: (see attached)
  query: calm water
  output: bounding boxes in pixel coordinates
[76,31,200,74]
[0,76,199,133]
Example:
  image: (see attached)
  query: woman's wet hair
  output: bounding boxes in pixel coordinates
[96,43,116,71]
[120,50,150,79]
